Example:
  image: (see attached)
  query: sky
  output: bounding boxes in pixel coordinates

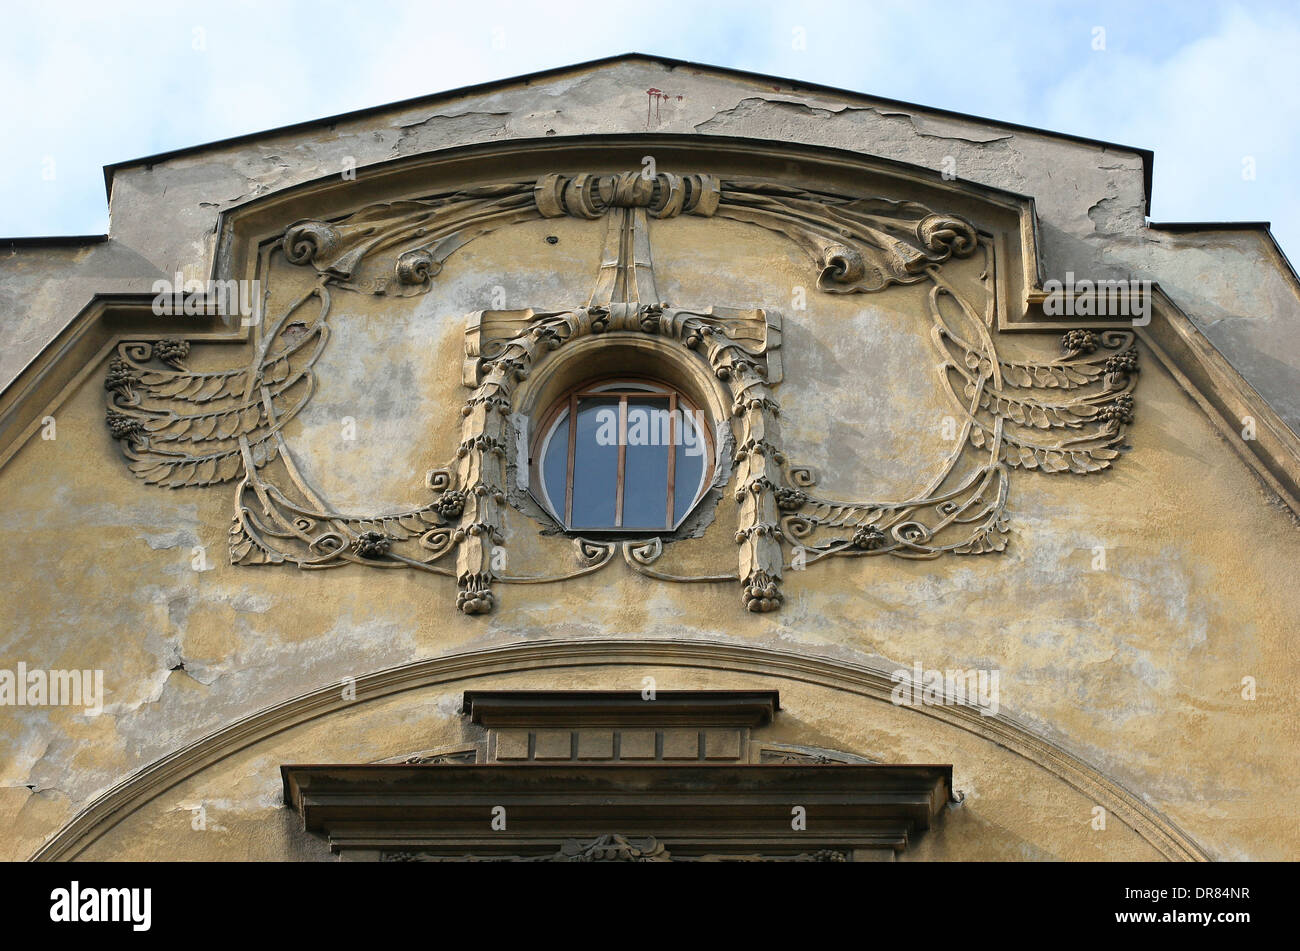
[3,0,1298,258]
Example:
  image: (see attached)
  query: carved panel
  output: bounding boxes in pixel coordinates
[381,835,857,862]
[104,165,1138,615]
[385,833,672,863]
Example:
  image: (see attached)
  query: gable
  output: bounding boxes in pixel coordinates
[3,75,1299,865]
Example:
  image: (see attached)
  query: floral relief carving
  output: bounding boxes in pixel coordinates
[382,836,853,862]
[383,833,672,862]
[104,166,1138,614]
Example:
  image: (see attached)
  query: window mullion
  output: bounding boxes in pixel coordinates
[615,396,628,527]
[666,393,677,530]
[564,394,577,526]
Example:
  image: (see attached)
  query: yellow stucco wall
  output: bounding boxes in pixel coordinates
[1,142,1297,863]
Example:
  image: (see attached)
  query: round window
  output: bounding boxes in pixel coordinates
[533,379,713,532]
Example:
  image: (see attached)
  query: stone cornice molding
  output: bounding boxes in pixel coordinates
[280,762,954,859]
[461,689,781,728]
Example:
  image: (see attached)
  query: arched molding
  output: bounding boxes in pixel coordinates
[32,637,1208,862]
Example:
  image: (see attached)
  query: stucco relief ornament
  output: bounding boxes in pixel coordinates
[384,834,671,862]
[103,168,1138,615]
[381,835,846,862]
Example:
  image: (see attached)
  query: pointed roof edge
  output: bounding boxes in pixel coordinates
[1148,221,1300,293]
[93,52,1155,214]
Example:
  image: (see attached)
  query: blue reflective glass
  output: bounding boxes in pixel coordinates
[674,409,708,524]
[539,385,710,532]
[622,397,671,529]
[569,396,620,528]
[540,408,570,521]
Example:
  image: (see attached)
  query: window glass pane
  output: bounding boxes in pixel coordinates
[674,407,708,525]
[534,382,713,532]
[540,409,570,522]
[569,396,621,528]
[622,396,671,529]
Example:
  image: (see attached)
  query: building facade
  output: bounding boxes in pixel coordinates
[2,56,1298,861]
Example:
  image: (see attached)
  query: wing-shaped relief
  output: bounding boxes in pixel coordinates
[776,242,1137,564]
[104,284,330,487]
[103,168,1138,615]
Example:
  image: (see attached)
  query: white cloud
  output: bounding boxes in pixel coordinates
[1038,4,1300,252]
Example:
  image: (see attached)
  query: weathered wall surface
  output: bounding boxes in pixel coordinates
[70,669,1164,862]
[1,56,1298,862]
[4,322,1298,859]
